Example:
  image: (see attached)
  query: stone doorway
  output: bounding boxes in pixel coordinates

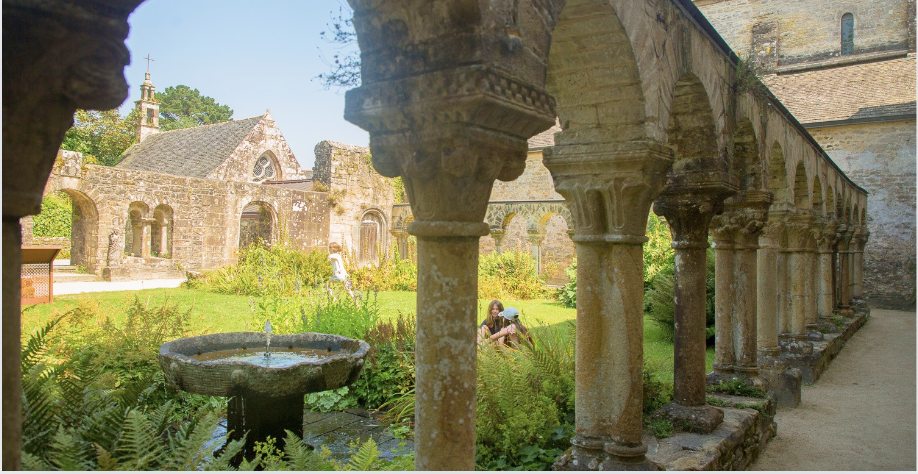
[239,202,275,249]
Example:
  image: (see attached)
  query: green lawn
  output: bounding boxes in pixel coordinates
[21,287,713,379]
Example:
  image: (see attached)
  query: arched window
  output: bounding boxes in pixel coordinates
[252,154,277,182]
[841,13,854,55]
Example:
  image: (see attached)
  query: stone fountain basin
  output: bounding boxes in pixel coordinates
[159,332,370,398]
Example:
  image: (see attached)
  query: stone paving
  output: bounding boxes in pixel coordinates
[301,408,414,460]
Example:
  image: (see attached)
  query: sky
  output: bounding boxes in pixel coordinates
[118,0,367,170]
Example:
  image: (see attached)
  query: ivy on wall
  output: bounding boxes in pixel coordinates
[32,192,73,238]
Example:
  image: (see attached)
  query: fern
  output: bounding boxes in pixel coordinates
[346,438,381,471]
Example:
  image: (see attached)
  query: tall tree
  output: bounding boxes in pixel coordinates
[155,85,234,131]
[61,109,139,166]
[317,6,360,89]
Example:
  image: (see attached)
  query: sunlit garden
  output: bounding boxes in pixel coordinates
[21,214,717,470]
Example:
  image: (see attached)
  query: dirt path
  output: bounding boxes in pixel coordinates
[751,309,916,471]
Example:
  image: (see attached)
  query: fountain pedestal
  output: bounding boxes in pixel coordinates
[159,332,369,461]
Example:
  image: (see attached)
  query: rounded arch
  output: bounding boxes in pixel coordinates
[252,151,281,182]
[125,201,150,257]
[58,189,100,269]
[734,118,762,190]
[811,176,824,218]
[239,201,276,249]
[357,208,387,267]
[500,212,519,233]
[666,73,721,173]
[860,206,866,227]
[152,204,174,258]
[769,142,789,206]
[853,203,861,226]
[547,0,647,142]
[793,161,809,211]
[826,184,835,219]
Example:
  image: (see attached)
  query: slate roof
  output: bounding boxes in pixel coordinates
[117,115,264,177]
[262,179,314,192]
[760,56,916,124]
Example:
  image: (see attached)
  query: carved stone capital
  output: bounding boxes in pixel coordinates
[711,194,771,248]
[4,0,142,217]
[654,188,733,249]
[836,224,855,251]
[815,221,839,253]
[783,220,813,251]
[544,141,674,243]
[527,231,546,245]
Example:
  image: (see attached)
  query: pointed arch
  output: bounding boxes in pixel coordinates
[811,176,824,218]
[793,161,809,211]
[734,118,762,190]
[768,142,788,205]
[666,73,720,173]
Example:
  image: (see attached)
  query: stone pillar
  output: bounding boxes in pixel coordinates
[389,229,408,260]
[757,219,785,357]
[804,223,820,332]
[3,2,142,468]
[141,219,153,258]
[545,141,672,469]
[527,231,545,275]
[653,187,733,434]
[836,225,855,317]
[784,219,812,340]
[708,193,770,384]
[344,14,556,464]
[491,230,505,254]
[159,219,169,256]
[853,227,869,300]
[816,222,839,320]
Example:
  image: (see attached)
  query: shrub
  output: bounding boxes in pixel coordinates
[644,247,716,345]
[186,243,331,296]
[478,250,551,300]
[557,258,577,308]
[33,192,72,238]
[349,245,418,292]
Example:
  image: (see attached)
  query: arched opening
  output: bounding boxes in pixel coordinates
[812,176,824,218]
[151,204,174,258]
[666,73,720,174]
[853,203,861,226]
[501,213,528,254]
[239,202,275,249]
[734,119,762,190]
[358,210,386,267]
[769,143,789,207]
[841,13,855,56]
[826,185,835,218]
[124,201,150,258]
[48,190,100,269]
[793,162,809,211]
[539,213,574,285]
[252,152,280,183]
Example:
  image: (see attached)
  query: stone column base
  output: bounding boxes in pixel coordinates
[651,402,724,434]
[758,357,802,408]
[554,439,661,471]
[705,370,766,391]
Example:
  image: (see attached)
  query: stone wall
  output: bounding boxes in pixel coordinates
[694,0,913,68]
[41,153,329,275]
[809,120,916,308]
[490,150,563,201]
[314,141,396,265]
[207,112,310,183]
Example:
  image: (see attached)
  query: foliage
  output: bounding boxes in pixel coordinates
[155,84,234,131]
[354,313,416,410]
[349,245,418,292]
[644,247,717,345]
[246,432,414,471]
[33,192,73,238]
[474,322,576,469]
[20,316,241,470]
[61,109,139,166]
[706,379,768,398]
[390,177,407,203]
[186,243,331,297]
[557,258,577,308]
[305,386,358,412]
[316,5,360,89]
[479,250,551,300]
[733,54,769,98]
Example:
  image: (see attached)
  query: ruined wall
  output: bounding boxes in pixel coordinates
[42,153,329,274]
[207,113,311,183]
[694,0,913,69]
[809,120,916,308]
[490,150,563,201]
[314,141,396,262]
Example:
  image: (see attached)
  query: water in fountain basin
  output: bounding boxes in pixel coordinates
[191,347,335,368]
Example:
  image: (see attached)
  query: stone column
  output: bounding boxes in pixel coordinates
[344,22,556,465]
[653,186,733,434]
[3,2,142,468]
[527,231,545,275]
[545,141,672,469]
[491,230,505,254]
[708,193,770,384]
[836,225,855,317]
[853,227,869,300]
[816,222,839,320]
[784,218,812,340]
[159,219,169,256]
[389,229,408,260]
[804,223,820,332]
[757,219,785,357]
[141,218,153,258]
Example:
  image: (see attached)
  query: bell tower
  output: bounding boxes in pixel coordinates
[136,55,159,142]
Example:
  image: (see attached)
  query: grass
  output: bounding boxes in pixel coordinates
[21,288,714,376]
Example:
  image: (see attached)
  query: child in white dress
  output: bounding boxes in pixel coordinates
[327,242,357,301]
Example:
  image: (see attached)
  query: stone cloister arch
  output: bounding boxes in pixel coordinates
[2,0,872,469]
[124,201,150,258]
[58,189,100,271]
[151,204,174,258]
[238,201,276,249]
